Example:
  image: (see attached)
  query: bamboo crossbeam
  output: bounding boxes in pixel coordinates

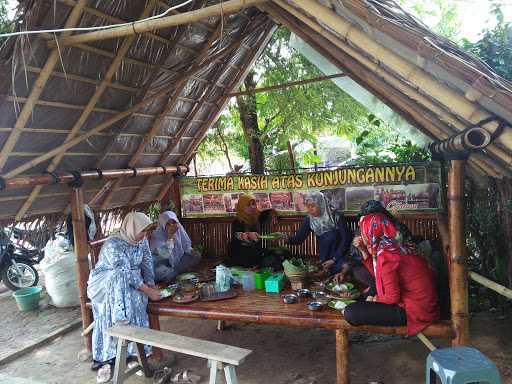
[227,73,346,96]
[48,0,266,48]
[15,3,159,221]
[56,0,197,55]
[100,20,226,209]
[0,165,188,191]
[0,0,88,172]
[469,271,512,300]
[282,0,512,154]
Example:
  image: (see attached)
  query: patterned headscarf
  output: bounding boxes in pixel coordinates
[115,212,153,245]
[236,193,260,226]
[359,200,414,243]
[305,191,337,236]
[359,213,416,257]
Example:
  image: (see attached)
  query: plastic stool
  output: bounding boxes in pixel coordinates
[426,347,501,384]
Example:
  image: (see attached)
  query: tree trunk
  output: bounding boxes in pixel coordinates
[236,70,265,174]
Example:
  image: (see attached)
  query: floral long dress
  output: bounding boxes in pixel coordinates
[87,237,155,363]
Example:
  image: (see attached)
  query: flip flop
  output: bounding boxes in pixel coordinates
[153,367,173,384]
[171,370,201,384]
[96,364,112,384]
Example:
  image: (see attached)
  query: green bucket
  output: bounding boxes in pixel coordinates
[13,286,42,311]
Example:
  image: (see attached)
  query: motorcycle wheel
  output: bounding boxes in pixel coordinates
[1,261,39,291]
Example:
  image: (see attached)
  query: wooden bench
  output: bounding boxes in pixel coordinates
[106,325,252,384]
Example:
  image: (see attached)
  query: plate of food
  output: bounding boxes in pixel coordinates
[159,286,176,299]
[327,299,356,311]
[325,281,354,293]
[259,232,284,240]
[176,272,200,283]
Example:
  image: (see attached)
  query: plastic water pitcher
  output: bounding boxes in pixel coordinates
[215,265,232,292]
[241,272,255,292]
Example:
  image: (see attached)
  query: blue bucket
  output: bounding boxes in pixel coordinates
[13,286,42,311]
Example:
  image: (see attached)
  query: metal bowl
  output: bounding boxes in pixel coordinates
[308,301,324,311]
[311,290,327,299]
[282,293,299,304]
[296,288,311,298]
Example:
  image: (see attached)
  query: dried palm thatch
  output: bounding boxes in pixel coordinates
[0,0,511,224]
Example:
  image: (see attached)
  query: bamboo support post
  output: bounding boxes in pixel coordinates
[335,329,349,384]
[287,140,296,173]
[469,271,512,300]
[48,0,266,48]
[70,187,93,352]
[417,332,436,352]
[448,160,469,346]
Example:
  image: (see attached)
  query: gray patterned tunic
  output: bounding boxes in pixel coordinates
[87,237,154,363]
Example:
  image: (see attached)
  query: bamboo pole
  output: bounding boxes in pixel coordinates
[0,0,88,172]
[282,0,512,151]
[335,329,349,384]
[469,271,512,300]
[15,3,158,221]
[1,165,188,190]
[287,140,296,173]
[417,332,436,352]
[448,160,469,346]
[227,73,346,96]
[70,187,93,352]
[49,0,266,48]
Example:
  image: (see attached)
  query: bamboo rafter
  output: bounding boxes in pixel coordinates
[281,0,512,158]
[98,8,224,210]
[15,2,160,221]
[134,18,272,204]
[267,0,512,177]
[3,33,251,179]
[48,0,267,48]
[154,22,277,203]
[262,3,501,178]
[0,0,89,172]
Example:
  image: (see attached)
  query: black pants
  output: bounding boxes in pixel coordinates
[344,301,407,327]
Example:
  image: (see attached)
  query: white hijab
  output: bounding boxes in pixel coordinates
[115,212,153,245]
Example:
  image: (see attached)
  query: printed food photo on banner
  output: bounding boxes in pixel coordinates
[183,195,204,215]
[292,191,307,212]
[375,185,407,209]
[254,193,272,210]
[405,183,440,209]
[270,192,294,210]
[203,194,226,213]
[321,188,346,211]
[345,187,374,211]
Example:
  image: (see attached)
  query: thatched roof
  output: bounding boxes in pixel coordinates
[0,0,511,221]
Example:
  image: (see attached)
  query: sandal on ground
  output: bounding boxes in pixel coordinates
[171,370,201,384]
[153,367,173,384]
[127,361,144,376]
[96,364,112,384]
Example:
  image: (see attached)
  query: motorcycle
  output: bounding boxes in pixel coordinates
[0,230,44,291]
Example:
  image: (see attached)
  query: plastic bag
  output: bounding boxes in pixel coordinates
[40,236,80,308]
[215,265,232,292]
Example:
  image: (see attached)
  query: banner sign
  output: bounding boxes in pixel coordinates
[179,162,442,218]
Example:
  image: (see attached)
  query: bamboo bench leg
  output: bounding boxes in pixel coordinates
[113,339,128,384]
[336,329,349,384]
[224,365,238,384]
[217,320,226,331]
[208,359,218,384]
[135,342,152,377]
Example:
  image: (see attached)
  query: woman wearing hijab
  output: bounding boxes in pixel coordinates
[228,193,275,268]
[285,192,355,277]
[343,212,439,336]
[87,212,161,383]
[150,211,201,284]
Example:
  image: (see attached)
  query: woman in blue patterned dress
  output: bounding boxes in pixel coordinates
[87,212,162,383]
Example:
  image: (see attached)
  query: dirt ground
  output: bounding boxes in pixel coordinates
[1,312,511,384]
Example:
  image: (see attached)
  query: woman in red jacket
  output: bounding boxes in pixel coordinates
[343,212,439,336]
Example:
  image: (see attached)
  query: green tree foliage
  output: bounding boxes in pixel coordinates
[462,4,512,81]
[0,0,13,34]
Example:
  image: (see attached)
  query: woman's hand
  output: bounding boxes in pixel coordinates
[247,232,260,241]
[139,284,162,301]
[366,295,377,302]
[333,272,347,284]
[352,236,364,249]
[321,259,335,272]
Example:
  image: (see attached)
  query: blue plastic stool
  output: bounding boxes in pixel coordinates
[426,347,501,384]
